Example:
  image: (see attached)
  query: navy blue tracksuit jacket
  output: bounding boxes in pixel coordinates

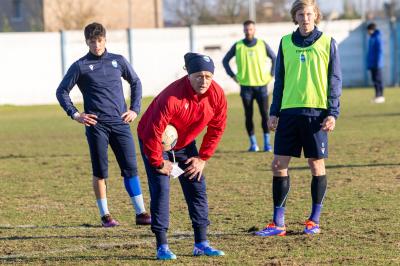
[56,50,142,121]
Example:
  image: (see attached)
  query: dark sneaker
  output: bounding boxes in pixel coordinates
[101,214,119,228]
[136,212,151,225]
[248,144,260,152]
[264,144,273,152]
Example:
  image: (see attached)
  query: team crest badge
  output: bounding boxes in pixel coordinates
[112,60,118,68]
[89,64,94,71]
[300,54,306,63]
[203,56,210,62]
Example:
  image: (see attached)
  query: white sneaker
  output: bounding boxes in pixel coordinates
[372,96,385,103]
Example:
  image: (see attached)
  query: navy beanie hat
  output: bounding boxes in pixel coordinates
[184,52,215,75]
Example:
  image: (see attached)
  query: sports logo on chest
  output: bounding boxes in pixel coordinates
[300,54,306,63]
[112,60,118,68]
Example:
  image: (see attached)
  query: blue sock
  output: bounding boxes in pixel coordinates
[309,204,323,223]
[263,133,270,145]
[124,176,146,214]
[195,241,209,248]
[273,207,285,227]
[249,135,257,146]
[96,198,109,217]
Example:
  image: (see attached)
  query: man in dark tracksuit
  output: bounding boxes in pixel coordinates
[367,22,385,103]
[223,20,276,152]
[255,0,341,237]
[56,22,150,227]
[138,53,227,260]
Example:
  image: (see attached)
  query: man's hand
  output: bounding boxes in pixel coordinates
[321,116,336,132]
[184,157,206,181]
[268,116,279,131]
[121,110,138,123]
[74,112,98,126]
[155,160,173,176]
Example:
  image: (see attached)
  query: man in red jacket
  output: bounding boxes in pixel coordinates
[137,52,227,260]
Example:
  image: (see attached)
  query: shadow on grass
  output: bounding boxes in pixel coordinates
[291,162,399,170]
[0,224,100,229]
[0,254,155,263]
[0,234,155,241]
[0,154,83,160]
[352,112,400,118]
[0,228,243,241]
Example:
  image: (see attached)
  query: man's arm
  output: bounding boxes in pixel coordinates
[198,90,227,161]
[327,38,342,119]
[269,40,284,117]
[56,62,80,118]
[121,57,142,115]
[222,44,237,78]
[142,97,175,168]
[264,41,277,76]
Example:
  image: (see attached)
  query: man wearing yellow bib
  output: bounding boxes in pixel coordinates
[255,0,342,237]
[223,20,276,152]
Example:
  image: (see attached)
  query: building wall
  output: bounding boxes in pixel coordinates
[43,0,163,31]
[0,0,43,32]
[0,20,396,105]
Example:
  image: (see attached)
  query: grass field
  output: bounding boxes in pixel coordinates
[0,88,399,265]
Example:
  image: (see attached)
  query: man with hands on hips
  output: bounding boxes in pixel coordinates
[56,22,151,228]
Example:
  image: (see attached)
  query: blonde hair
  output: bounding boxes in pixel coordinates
[290,0,322,25]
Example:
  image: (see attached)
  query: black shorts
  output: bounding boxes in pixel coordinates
[85,121,138,178]
[274,114,328,159]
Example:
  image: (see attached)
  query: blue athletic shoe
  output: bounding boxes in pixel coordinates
[255,223,286,237]
[248,144,260,152]
[304,220,320,235]
[264,144,273,152]
[156,245,177,260]
[193,243,225,256]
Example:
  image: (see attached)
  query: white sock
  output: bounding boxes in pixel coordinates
[131,195,145,214]
[96,198,109,217]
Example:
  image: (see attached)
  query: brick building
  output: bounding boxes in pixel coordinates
[0,0,163,32]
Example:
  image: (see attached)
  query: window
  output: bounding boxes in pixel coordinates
[12,0,22,21]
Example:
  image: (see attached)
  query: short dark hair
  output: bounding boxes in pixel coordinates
[84,22,106,40]
[367,23,377,31]
[243,20,255,27]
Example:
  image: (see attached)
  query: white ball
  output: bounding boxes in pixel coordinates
[162,124,178,151]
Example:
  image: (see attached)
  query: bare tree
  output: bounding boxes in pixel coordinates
[45,0,96,31]
[164,0,293,26]
[165,0,214,25]
[215,0,247,24]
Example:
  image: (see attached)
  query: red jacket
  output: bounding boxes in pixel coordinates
[137,76,227,168]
